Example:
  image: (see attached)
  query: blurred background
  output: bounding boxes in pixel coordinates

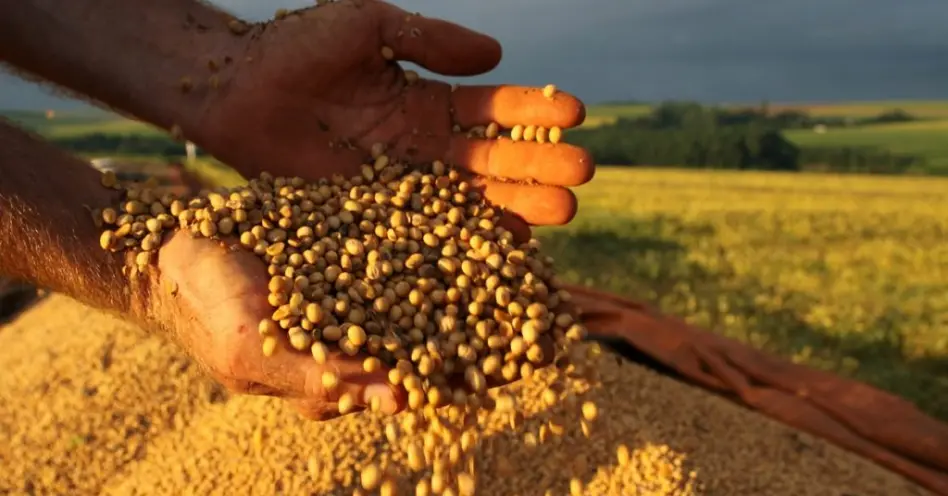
[4,0,948,106]
[1,0,947,422]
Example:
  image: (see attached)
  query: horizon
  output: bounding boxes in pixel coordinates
[2,0,948,110]
[3,97,946,115]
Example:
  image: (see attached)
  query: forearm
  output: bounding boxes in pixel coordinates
[0,120,148,320]
[0,0,242,141]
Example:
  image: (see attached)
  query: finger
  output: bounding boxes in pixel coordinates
[470,178,578,226]
[497,213,532,245]
[378,6,502,76]
[236,330,405,416]
[451,85,586,129]
[288,398,342,422]
[447,135,595,187]
[303,351,407,415]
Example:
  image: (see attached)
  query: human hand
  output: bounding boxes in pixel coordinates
[149,226,558,421]
[151,229,405,420]
[195,0,594,238]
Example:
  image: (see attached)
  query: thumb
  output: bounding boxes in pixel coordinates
[377,4,502,76]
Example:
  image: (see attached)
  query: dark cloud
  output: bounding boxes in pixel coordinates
[3,0,947,110]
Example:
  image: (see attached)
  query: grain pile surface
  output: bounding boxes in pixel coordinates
[0,295,929,496]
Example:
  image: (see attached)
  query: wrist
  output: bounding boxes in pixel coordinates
[0,121,151,322]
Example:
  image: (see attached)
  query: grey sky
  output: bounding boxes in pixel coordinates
[2,0,948,110]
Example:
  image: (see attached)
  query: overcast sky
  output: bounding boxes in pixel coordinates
[2,0,948,110]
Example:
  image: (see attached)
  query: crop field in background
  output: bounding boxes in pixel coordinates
[784,119,948,172]
[539,168,948,420]
[582,103,652,127]
[767,100,948,119]
[3,102,948,421]
[582,99,948,127]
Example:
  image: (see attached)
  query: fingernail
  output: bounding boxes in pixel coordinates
[363,383,398,415]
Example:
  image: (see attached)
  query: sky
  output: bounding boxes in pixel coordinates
[2,0,948,110]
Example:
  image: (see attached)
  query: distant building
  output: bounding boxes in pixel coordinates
[45,110,55,120]
[89,157,117,172]
[88,156,195,194]
[813,124,828,134]
[185,141,197,164]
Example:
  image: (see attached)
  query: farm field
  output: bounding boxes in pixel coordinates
[768,100,948,119]
[581,99,948,127]
[1,108,160,137]
[537,167,948,421]
[784,119,948,172]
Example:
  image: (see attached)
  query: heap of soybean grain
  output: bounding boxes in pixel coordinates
[95,152,602,495]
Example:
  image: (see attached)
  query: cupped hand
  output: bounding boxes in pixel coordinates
[151,228,556,420]
[198,0,594,237]
[151,229,404,420]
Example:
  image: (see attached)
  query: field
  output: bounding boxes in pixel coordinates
[3,103,948,422]
[1,109,160,137]
[784,119,948,172]
[539,168,948,421]
[582,99,948,127]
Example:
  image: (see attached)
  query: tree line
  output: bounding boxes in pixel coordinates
[565,102,925,174]
[50,133,206,160]
[49,102,927,175]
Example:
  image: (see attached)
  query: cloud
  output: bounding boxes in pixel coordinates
[2,0,948,110]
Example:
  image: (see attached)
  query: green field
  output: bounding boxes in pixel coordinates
[768,100,948,119]
[3,104,948,421]
[583,103,652,127]
[582,99,948,127]
[0,108,160,137]
[785,119,948,172]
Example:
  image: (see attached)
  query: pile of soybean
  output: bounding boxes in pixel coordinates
[0,295,929,495]
[94,154,604,495]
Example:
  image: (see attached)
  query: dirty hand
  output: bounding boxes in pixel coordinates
[152,230,404,420]
[196,0,594,237]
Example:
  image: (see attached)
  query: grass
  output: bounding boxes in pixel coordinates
[536,167,948,421]
[1,108,124,135]
[765,100,948,119]
[582,103,652,128]
[784,119,948,173]
[582,99,948,128]
[186,158,247,188]
[42,119,162,138]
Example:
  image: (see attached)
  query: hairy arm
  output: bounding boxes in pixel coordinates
[0,120,150,320]
[0,0,242,144]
